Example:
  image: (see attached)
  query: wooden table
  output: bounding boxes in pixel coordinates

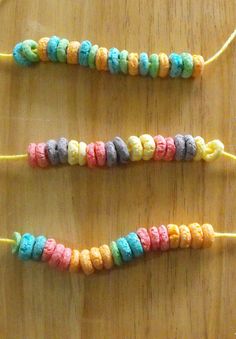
[0,1,235,338]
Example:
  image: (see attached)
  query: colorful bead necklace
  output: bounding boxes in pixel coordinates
[1,134,236,169]
[1,223,236,275]
[0,29,235,78]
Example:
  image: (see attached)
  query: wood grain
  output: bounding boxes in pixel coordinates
[0,0,236,338]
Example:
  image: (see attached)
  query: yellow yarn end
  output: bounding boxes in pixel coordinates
[0,238,16,245]
[0,154,27,161]
[205,28,236,66]
[214,232,236,239]
[222,151,236,161]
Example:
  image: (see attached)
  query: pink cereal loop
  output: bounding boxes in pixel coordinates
[35,143,49,168]
[58,247,72,271]
[27,143,37,167]
[153,135,166,160]
[94,141,106,166]
[86,143,97,168]
[163,137,176,161]
[41,238,57,262]
[158,225,170,251]
[148,226,160,250]
[136,227,151,252]
[48,243,65,268]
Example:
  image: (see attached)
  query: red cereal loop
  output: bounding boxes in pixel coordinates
[58,247,72,270]
[136,227,151,252]
[163,137,176,161]
[94,141,106,166]
[86,143,97,168]
[41,239,57,262]
[48,243,65,268]
[27,143,37,167]
[148,226,160,250]
[35,143,49,168]
[153,135,166,160]
[158,225,170,251]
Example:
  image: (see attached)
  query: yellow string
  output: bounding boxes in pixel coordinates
[0,238,16,245]
[0,154,27,160]
[222,151,236,161]
[204,28,236,66]
[214,232,236,238]
[0,29,235,66]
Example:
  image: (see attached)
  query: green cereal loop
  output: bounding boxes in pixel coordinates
[149,54,159,78]
[22,39,39,63]
[11,232,21,254]
[110,241,123,266]
[88,44,99,69]
[120,50,128,74]
[181,52,193,78]
[57,38,69,63]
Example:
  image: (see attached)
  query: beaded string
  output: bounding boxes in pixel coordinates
[0,29,235,78]
[0,134,235,169]
[0,223,235,275]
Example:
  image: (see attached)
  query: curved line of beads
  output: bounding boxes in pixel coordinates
[10,223,215,275]
[12,36,204,78]
[27,134,227,168]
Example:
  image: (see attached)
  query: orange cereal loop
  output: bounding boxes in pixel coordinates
[167,224,180,249]
[95,47,108,71]
[159,53,170,78]
[38,37,49,62]
[67,41,80,64]
[189,223,203,249]
[99,244,114,270]
[80,249,94,275]
[201,224,215,248]
[69,249,80,272]
[179,225,192,248]
[90,247,103,271]
[192,55,204,77]
[128,53,139,76]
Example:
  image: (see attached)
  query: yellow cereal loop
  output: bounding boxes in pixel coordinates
[139,134,155,160]
[128,53,139,76]
[78,141,87,166]
[99,244,114,269]
[201,224,215,248]
[67,41,80,64]
[80,249,94,275]
[159,53,170,78]
[189,223,203,249]
[68,140,79,165]
[69,249,80,272]
[127,136,143,161]
[194,136,205,161]
[192,55,204,77]
[95,47,108,71]
[179,225,192,248]
[167,224,180,249]
[90,247,103,270]
[38,37,49,62]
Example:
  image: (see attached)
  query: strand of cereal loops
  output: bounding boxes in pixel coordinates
[0,134,236,168]
[0,223,235,275]
[0,29,235,78]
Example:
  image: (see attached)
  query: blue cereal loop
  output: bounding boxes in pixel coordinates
[139,52,149,76]
[47,36,60,62]
[169,53,183,78]
[116,237,133,262]
[126,232,144,258]
[32,235,47,261]
[18,233,35,261]
[108,48,120,74]
[79,40,92,66]
[13,42,32,66]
